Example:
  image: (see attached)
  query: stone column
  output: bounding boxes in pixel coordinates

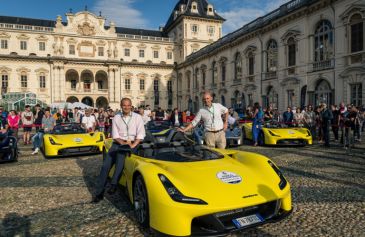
[60,66,65,101]
[108,68,115,102]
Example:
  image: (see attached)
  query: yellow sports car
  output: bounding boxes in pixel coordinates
[241,122,312,146]
[104,130,292,236]
[42,123,104,158]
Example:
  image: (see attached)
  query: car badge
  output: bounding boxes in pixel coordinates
[217,171,242,184]
[74,138,82,142]
[288,130,295,134]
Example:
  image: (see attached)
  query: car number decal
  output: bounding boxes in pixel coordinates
[217,171,242,184]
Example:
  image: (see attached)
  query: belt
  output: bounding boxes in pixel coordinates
[206,129,223,133]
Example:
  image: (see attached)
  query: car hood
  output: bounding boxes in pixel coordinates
[146,155,283,207]
[46,132,103,144]
[264,128,310,137]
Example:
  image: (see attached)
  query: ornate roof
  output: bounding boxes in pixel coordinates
[164,0,225,31]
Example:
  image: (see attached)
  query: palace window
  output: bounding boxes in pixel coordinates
[212,61,217,85]
[221,61,226,82]
[314,20,333,62]
[287,90,294,108]
[1,74,8,88]
[191,24,198,33]
[234,53,242,80]
[287,37,296,67]
[1,39,8,49]
[139,79,145,91]
[71,80,77,91]
[248,51,254,75]
[201,67,206,86]
[39,42,46,51]
[350,14,364,53]
[124,48,130,57]
[125,78,131,90]
[154,79,159,106]
[21,74,27,88]
[194,68,199,89]
[20,41,27,50]
[187,73,191,90]
[98,47,104,56]
[248,94,253,107]
[69,45,75,55]
[207,26,215,35]
[139,49,145,58]
[167,80,173,107]
[350,83,362,106]
[167,51,172,59]
[153,50,159,58]
[84,80,91,92]
[39,74,46,88]
[267,39,278,72]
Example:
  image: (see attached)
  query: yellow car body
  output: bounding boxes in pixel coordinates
[241,122,312,145]
[104,131,292,236]
[42,123,105,157]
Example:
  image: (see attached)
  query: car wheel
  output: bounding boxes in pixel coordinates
[259,132,265,146]
[133,175,149,227]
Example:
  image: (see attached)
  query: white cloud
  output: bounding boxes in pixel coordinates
[219,0,290,35]
[92,0,148,28]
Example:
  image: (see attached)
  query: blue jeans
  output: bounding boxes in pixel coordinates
[32,132,44,149]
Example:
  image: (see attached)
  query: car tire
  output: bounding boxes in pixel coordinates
[133,175,150,228]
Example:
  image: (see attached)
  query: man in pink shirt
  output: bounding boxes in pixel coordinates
[92,98,145,203]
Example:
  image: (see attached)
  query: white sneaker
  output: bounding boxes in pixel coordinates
[31,148,39,155]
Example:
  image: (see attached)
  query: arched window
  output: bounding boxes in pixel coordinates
[234,53,242,80]
[314,79,332,106]
[211,61,216,85]
[201,66,206,87]
[194,68,199,89]
[287,37,296,67]
[350,14,364,53]
[248,51,254,75]
[186,72,191,91]
[314,20,333,62]
[221,95,226,106]
[221,60,226,82]
[267,39,278,72]
[1,72,8,89]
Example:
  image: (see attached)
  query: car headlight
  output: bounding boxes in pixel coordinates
[268,161,287,190]
[268,130,280,137]
[158,174,207,205]
[97,134,104,142]
[49,137,62,145]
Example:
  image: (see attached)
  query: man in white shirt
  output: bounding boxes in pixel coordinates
[144,105,152,122]
[92,98,146,203]
[81,109,96,132]
[180,91,228,148]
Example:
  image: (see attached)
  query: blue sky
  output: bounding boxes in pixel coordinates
[0,0,289,34]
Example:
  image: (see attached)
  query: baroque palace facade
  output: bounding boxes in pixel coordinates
[0,0,364,111]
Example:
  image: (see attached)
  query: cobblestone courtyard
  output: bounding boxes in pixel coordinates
[0,139,364,237]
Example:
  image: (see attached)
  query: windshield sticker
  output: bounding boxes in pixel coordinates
[217,171,242,184]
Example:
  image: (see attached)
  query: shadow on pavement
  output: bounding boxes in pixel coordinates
[1,212,31,237]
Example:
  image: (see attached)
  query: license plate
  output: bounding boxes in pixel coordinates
[232,214,263,228]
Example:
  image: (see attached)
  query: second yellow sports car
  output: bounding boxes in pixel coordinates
[104,129,292,236]
[241,122,312,146]
[42,123,105,158]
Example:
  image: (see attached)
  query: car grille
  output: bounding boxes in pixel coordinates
[191,200,280,235]
[276,139,307,145]
[57,146,99,156]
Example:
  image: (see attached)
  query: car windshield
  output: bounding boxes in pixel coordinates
[51,124,86,134]
[138,131,224,162]
[146,121,171,131]
[263,121,287,128]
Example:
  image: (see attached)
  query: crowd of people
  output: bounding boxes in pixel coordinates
[0,100,364,152]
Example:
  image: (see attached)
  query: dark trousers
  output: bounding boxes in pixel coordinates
[323,123,330,146]
[331,125,339,140]
[95,143,129,196]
